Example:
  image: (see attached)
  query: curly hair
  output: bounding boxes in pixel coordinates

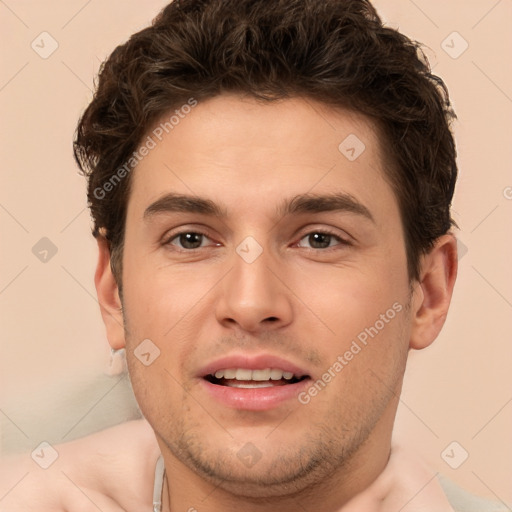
[74,0,457,284]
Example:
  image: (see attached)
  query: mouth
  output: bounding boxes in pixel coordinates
[204,368,309,388]
[198,355,312,411]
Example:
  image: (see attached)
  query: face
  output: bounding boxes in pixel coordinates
[118,95,414,495]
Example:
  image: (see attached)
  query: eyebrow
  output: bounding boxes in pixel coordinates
[277,192,375,223]
[144,193,227,219]
[143,192,374,223]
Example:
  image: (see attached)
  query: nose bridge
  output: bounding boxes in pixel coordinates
[215,239,293,332]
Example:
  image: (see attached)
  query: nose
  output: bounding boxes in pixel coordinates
[215,248,294,334]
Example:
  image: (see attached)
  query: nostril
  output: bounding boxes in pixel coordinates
[265,317,279,322]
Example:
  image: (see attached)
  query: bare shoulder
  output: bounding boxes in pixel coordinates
[0,419,160,512]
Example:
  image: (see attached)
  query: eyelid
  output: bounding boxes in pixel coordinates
[293,226,353,248]
[161,225,353,251]
[162,226,220,249]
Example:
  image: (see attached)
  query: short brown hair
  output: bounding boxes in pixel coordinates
[74,0,458,284]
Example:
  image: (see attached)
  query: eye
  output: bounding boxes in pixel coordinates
[296,231,349,250]
[166,231,213,250]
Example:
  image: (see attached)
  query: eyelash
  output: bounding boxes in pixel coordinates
[163,229,351,251]
[295,230,351,250]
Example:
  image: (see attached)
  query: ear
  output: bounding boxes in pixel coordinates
[95,236,126,350]
[409,234,458,350]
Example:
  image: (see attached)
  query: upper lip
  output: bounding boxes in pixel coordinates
[198,353,310,379]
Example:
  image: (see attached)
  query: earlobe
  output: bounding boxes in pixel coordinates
[409,234,458,350]
[95,236,126,350]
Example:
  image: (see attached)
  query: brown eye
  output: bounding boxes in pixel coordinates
[308,233,332,249]
[168,232,208,249]
[297,231,347,249]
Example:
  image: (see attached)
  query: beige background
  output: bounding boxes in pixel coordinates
[1,0,511,505]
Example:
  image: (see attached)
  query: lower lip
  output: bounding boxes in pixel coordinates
[200,378,311,411]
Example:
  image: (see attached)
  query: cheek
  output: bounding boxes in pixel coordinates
[122,256,209,328]
[293,259,408,343]
[121,261,218,378]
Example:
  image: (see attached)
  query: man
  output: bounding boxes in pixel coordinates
[0,0,508,510]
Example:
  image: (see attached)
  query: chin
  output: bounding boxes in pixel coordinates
[164,428,360,500]
[190,455,327,499]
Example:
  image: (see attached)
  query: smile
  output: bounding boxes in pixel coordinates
[205,368,308,388]
[199,355,312,411]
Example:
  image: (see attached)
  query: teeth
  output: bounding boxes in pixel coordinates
[270,369,283,380]
[235,368,252,380]
[252,369,271,381]
[226,381,275,388]
[211,368,297,381]
[224,369,237,379]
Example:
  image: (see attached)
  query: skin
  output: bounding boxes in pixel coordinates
[0,420,159,511]
[96,95,457,511]
[0,95,457,511]
[0,421,454,511]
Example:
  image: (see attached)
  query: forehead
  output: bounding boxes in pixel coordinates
[127,95,397,224]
